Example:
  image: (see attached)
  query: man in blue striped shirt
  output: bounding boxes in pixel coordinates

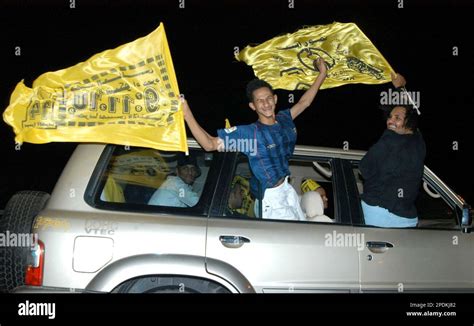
[183,58,327,220]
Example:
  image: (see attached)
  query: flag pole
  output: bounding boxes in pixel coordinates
[399,86,421,115]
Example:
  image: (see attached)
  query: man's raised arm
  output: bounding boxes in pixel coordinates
[290,57,327,119]
[181,98,222,152]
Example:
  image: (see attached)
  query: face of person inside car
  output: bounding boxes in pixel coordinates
[228,183,244,209]
[316,187,329,209]
[177,164,199,185]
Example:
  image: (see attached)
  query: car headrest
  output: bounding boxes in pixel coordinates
[300,191,324,218]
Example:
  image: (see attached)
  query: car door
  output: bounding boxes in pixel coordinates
[357,226,472,292]
[345,160,474,292]
[206,155,360,293]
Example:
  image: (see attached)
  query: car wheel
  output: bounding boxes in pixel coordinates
[0,191,50,292]
[113,276,231,293]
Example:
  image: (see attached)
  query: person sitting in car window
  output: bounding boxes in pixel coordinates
[181,58,327,221]
[148,154,201,208]
[360,73,425,228]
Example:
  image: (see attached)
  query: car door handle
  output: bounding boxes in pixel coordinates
[366,241,393,254]
[219,235,250,249]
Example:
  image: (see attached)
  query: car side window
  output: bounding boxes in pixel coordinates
[352,165,458,229]
[98,146,212,208]
[415,181,458,229]
[223,155,337,223]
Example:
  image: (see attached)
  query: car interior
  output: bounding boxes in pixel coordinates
[100,148,211,206]
[227,156,336,222]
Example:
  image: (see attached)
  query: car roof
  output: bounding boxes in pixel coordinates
[185,138,367,160]
[78,139,367,160]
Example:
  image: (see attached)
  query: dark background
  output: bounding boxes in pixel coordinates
[0,0,472,208]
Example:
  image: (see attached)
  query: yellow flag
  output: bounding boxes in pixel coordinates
[3,23,187,152]
[106,149,170,188]
[237,22,394,90]
[102,177,125,203]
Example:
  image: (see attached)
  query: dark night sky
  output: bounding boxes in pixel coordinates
[0,0,472,208]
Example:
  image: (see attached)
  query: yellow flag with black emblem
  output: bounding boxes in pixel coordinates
[237,22,394,90]
[3,23,187,152]
[106,149,170,189]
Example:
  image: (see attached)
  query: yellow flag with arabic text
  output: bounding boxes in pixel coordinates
[237,22,394,90]
[3,23,187,152]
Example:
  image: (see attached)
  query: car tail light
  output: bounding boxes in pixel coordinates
[25,240,45,286]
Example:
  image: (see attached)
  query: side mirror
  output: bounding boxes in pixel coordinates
[461,204,472,233]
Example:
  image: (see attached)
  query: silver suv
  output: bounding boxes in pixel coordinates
[1,140,472,293]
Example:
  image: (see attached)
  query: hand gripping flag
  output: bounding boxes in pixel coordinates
[236,22,394,90]
[3,23,187,152]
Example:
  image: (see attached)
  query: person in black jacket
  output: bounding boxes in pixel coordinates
[360,73,426,228]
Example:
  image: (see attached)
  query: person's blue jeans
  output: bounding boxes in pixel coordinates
[361,200,418,228]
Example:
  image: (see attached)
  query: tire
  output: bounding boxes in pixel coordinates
[0,191,50,292]
[113,276,231,293]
